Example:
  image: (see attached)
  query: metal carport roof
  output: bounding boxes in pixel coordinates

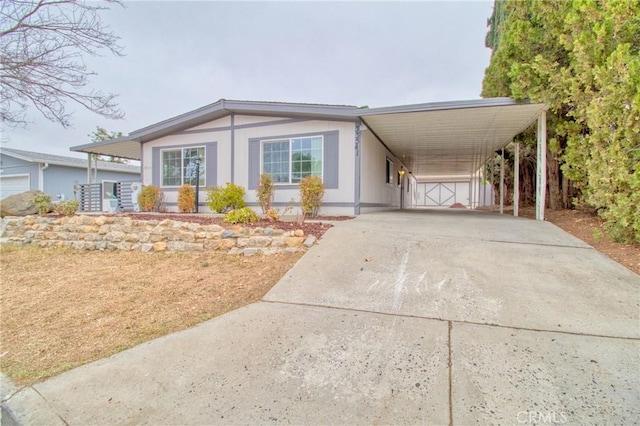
[359,98,546,179]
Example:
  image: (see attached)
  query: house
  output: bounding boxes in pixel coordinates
[69,98,548,217]
[0,148,141,204]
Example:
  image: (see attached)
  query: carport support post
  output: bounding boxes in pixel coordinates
[514,142,520,217]
[499,148,504,214]
[481,162,486,208]
[536,111,547,221]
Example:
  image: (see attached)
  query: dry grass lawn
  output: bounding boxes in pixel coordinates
[0,245,303,386]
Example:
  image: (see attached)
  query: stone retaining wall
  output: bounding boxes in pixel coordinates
[0,215,317,256]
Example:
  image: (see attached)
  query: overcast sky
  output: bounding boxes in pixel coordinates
[2,0,495,158]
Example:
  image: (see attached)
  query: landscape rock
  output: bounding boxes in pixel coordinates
[285,236,305,247]
[243,248,259,257]
[153,242,167,252]
[0,190,49,217]
[1,214,312,255]
[303,235,317,248]
[221,230,236,239]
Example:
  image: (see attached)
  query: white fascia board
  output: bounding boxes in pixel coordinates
[358,98,528,116]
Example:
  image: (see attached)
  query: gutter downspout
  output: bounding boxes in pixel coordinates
[39,162,49,191]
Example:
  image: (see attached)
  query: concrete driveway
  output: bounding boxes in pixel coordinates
[3,209,639,425]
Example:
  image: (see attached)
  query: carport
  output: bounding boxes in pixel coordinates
[359,98,548,219]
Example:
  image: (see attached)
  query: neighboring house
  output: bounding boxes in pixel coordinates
[0,148,141,202]
[70,98,547,216]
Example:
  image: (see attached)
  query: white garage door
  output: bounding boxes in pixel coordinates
[416,182,470,207]
[0,174,30,200]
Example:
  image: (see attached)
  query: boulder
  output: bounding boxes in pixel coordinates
[0,190,50,217]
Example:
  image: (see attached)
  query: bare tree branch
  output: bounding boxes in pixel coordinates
[0,0,125,128]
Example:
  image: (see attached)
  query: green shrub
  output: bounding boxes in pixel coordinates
[207,182,245,213]
[299,176,325,217]
[34,193,52,215]
[138,185,163,212]
[53,200,79,216]
[256,173,274,214]
[177,184,196,213]
[224,207,259,224]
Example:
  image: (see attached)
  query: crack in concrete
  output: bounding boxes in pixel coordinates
[261,300,640,342]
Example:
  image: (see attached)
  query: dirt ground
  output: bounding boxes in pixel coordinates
[0,246,303,386]
[486,206,640,275]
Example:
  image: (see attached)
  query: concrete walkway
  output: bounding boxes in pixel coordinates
[2,210,639,425]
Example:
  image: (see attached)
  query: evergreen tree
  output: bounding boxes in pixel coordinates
[482,0,639,242]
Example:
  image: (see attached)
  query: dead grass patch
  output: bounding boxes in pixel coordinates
[0,245,303,386]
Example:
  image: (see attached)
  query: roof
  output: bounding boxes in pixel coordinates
[359,98,546,177]
[70,99,360,160]
[69,98,546,179]
[0,147,141,174]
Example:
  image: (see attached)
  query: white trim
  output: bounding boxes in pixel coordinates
[514,142,520,217]
[38,163,48,190]
[536,111,547,221]
[0,173,31,182]
[0,173,31,199]
[159,145,206,188]
[259,135,324,185]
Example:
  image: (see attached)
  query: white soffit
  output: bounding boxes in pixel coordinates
[361,102,546,179]
[71,139,141,161]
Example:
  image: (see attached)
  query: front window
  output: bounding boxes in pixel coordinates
[162,147,205,187]
[262,136,323,184]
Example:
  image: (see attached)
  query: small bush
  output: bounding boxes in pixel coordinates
[224,207,259,224]
[34,194,52,215]
[53,200,79,216]
[207,183,245,213]
[265,208,281,221]
[299,176,325,217]
[256,173,274,214]
[138,185,163,212]
[177,184,196,213]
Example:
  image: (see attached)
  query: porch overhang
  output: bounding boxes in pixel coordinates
[70,136,142,161]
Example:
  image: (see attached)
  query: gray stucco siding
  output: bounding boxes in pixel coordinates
[247,130,339,190]
[151,142,217,189]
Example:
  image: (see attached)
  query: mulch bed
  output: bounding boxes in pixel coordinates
[114,213,354,240]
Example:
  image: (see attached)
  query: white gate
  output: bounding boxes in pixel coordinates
[417,182,470,207]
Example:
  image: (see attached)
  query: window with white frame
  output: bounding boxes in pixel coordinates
[161,147,205,187]
[262,136,323,184]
